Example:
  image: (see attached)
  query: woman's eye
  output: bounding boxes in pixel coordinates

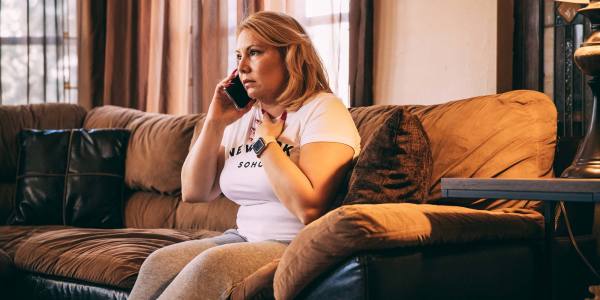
[249,50,260,56]
[236,54,242,61]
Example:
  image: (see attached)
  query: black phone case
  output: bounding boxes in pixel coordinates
[225,75,252,109]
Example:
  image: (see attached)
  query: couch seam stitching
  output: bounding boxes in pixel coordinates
[62,129,74,225]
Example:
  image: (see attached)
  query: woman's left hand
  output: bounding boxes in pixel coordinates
[256,110,285,139]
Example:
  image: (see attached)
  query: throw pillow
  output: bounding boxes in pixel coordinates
[340,106,432,206]
[9,129,130,228]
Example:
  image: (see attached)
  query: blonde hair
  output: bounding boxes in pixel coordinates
[237,11,331,111]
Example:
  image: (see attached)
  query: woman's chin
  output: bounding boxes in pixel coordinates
[247,90,259,99]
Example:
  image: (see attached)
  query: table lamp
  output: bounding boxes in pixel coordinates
[555,3,600,298]
[557,0,600,178]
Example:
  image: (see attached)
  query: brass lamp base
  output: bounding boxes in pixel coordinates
[561,78,600,178]
[562,3,600,178]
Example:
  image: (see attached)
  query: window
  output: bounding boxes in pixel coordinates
[0,0,77,105]
[302,0,350,106]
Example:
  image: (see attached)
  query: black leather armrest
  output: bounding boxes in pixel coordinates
[16,272,129,300]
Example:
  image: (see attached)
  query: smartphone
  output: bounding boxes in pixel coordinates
[224,75,252,110]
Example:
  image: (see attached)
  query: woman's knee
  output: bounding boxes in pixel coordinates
[188,246,232,275]
[141,239,222,273]
[140,245,178,271]
[188,242,286,276]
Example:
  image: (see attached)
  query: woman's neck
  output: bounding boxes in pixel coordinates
[259,101,286,118]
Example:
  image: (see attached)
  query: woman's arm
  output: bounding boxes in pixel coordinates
[181,121,227,203]
[181,71,255,203]
[259,140,354,225]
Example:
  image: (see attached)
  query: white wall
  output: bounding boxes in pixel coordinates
[374,0,497,105]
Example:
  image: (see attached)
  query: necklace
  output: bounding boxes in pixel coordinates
[246,106,287,144]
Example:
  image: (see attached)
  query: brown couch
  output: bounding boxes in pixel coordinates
[0,90,564,299]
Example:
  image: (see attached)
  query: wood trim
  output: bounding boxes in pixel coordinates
[513,0,544,91]
[497,0,514,93]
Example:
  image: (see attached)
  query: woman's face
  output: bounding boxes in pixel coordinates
[236,30,287,104]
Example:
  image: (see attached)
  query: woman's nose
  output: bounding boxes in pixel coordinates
[237,56,250,74]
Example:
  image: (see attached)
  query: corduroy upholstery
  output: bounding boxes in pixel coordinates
[405,90,556,210]
[13,227,220,289]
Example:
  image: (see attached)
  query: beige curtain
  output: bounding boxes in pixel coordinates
[189,1,229,114]
[79,0,196,115]
[79,0,354,114]
[187,0,263,113]
[145,0,192,115]
[349,0,373,106]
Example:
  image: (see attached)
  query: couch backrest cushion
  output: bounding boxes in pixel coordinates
[124,192,237,232]
[0,104,86,223]
[404,90,557,210]
[85,106,238,231]
[84,105,203,195]
[0,104,87,183]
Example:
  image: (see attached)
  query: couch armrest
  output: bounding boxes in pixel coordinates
[273,203,544,299]
[299,242,542,300]
[0,184,15,224]
[0,249,14,296]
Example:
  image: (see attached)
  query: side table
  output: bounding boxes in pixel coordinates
[441,178,600,300]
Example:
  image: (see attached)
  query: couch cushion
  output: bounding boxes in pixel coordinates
[0,184,15,225]
[83,105,203,195]
[0,225,68,258]
[344,106,432,205]
[9,129,130,228]
[0,248,12,281]
[0,104,87,184]
[122,192,238,232]
[12,227,221,289]
[174,194,239,231]
[124,192,180,229]
[273,203,544,299]
[405,90,557,210]
[0,104,87,225]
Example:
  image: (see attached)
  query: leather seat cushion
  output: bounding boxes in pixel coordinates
[11,227,221,289]
[273,203,544,299]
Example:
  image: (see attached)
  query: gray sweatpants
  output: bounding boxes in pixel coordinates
[127,229,288,300]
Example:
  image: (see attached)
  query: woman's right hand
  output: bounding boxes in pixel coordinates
[206,70,255,126]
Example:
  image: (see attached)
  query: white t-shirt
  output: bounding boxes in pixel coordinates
[219,92,361,242]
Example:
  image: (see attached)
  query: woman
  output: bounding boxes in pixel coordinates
[128,11,360,300]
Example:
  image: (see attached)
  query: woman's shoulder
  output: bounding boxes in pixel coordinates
[298,92,346,113]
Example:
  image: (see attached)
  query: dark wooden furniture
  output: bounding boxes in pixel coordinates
[441,177,600,299]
